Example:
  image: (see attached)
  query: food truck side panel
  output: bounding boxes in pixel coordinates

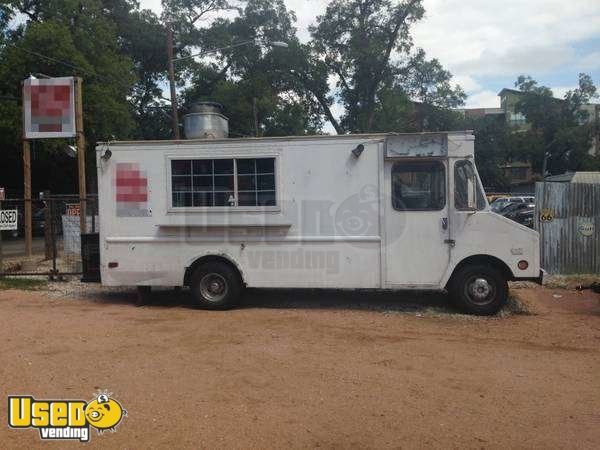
[97,137,385,288]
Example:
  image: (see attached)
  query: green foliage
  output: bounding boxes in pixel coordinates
[0,0,470,194]
[0,277,47,291]
[310,0,464,133]
[169,0,323,136]
[0,0,164,192]
[513,73,599,175]
[468,115,511,190]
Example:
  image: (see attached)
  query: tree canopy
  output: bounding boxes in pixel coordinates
[0,0,467,194]
[2,0,596,195]
[511,73,599,176]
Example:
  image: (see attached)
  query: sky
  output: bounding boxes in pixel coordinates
[140,0,600,119]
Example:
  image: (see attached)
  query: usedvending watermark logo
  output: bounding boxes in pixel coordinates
[246,248,340,274]
[8,391,127,442]
[334,184,380,237]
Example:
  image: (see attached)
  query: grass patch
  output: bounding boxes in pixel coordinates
[501,295,534,316]
[0,277,47,291]
[543,274,600,290]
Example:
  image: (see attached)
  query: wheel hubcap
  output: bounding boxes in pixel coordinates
[199,273,228,302]
[465,276,495,305]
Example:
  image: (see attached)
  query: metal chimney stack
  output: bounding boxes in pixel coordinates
[183,102,229,139]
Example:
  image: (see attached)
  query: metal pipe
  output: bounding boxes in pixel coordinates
[167,25,180,140]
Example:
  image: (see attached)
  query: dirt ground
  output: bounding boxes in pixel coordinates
[0,283,599,449]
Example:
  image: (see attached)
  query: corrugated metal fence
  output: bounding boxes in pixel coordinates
[535,182,600,274]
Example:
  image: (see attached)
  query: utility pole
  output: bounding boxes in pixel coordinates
[23,139,32,256]
[75,77,87,234]
[253,97,259,137]
[167,25,180,140]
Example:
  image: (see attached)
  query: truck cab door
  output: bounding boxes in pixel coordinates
[449,159,487,247]
[384,159,451,287]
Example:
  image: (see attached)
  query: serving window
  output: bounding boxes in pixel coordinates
[170,157,276,208]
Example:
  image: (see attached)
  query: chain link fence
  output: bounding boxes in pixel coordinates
[0,194,98,279]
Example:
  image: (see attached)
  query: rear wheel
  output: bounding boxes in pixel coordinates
[449,264,508,315]
[190,261,242,310]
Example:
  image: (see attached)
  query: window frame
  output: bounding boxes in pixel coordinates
[391,160,447,212]
[453,159,487,211]
[166,153,280,213]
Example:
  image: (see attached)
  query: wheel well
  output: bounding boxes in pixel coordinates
[183,255,244,287]
[447,255,514,289]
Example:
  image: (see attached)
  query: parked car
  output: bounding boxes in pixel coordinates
[32,208,47,236]
[502,203,535,220]
[499,201,529,215]
[515,209,534,228]
[491,196,535,212]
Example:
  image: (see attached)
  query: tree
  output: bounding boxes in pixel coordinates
[168,0,325,136]
[467,115,511,190]
[309,0,464,133]
[103,1,170,139]
[513,73,599,175]
[0,0,156,192]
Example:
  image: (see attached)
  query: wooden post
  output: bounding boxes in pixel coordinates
[23,139,32,256]
[0,199,3,276]
[75,77,87,235]
[167,25,180,139]
[44,190,52,259]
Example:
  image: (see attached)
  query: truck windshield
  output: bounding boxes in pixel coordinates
[454,160,486,210]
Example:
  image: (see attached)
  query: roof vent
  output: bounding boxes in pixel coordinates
[183,102,229,139]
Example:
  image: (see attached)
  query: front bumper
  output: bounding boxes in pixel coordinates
[513,269,544,285]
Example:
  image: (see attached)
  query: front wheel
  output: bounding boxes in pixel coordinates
[449,264,508,315]
[190,261,242,310]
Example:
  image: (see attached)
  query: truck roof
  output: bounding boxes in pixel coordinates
[98,130,474,147]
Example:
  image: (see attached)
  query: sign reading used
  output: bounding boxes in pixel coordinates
[0,209,18,230]
[8,391,127,443]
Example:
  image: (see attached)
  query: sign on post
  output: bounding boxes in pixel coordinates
[0,210,18,231]
[66,203,81,216]
[23,77,76,139]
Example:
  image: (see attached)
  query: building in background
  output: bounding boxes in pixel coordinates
[458,88,600,164]
[456,107,504,120]
[579,103,600,156]
[499,161,537,193]
[498,89,530,130]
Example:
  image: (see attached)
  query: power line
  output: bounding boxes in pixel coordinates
[15,46,125,85]
[19,47,91,75]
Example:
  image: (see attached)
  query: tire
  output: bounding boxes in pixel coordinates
[190,261,242,310]
[449,264,508,315]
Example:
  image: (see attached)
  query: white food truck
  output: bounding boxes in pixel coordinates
[96,122,541,315]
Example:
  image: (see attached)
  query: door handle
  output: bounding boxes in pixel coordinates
[444,239,456,247]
